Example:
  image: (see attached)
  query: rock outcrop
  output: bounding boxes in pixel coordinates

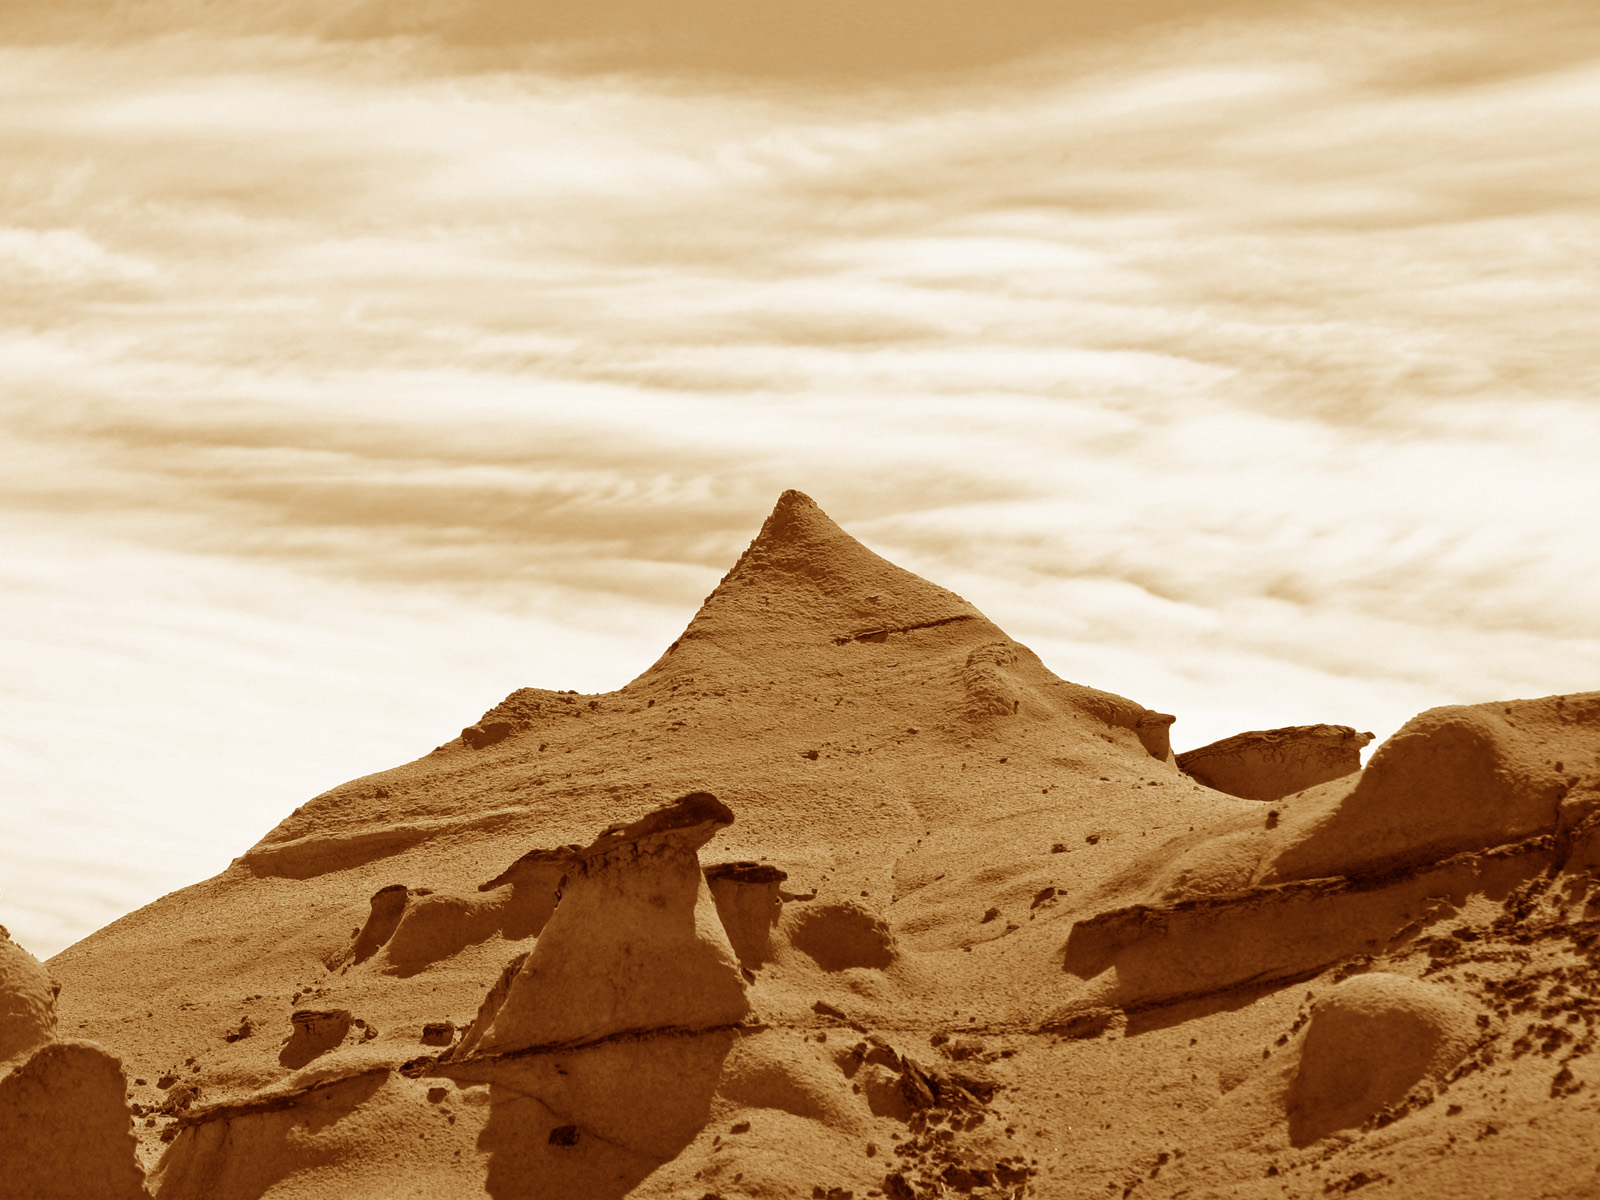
[0,1040,151,1200]
[1,926,56,1065]
[37,494,1600,1200]
[1176,724,1373,801]
[786,900,898,972]
[1288,972,1479,1144]
[1260,698,1593,884]
[1,929,148,1199]
[340,847,570,976]
[469,792,750,1055]
[279,1008,353,1069]
[705,861,788,970]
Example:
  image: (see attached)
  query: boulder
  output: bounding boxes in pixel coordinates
[1288,972,1478,1144]
[0,925,56,1066]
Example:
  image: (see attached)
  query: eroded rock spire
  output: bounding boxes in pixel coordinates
[468,792,750,1054]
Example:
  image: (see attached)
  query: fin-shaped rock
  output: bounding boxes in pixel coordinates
[1177,724,1372,801]
[471,792,750,1054]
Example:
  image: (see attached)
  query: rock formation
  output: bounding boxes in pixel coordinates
[340,846,569,976]
[1,926,56,1065]
[1176,723,1373,801]
[36,492,1600,1200]
[1,928,149,1199]
[704,861,788,970]
[470,791,750,1055]
[278,1007,353,1069]
[1287,972,1479,1145]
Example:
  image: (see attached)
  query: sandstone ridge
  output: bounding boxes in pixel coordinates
[1176,723,1374,801]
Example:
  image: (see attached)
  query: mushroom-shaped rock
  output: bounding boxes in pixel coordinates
[1177,724,1373,802]
[1134,710,1178,763]
[704,861,788,969]
[0,1040,150,1199]
[1288,972,1477,1145]
[472,792,750,1054]
[1,927,56,1066]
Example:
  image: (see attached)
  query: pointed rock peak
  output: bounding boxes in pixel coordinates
[661,491,987,659]
[756,487,828,542]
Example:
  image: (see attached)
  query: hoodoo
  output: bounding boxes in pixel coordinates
[35,492,1600,1200]
[468,791,750,1054]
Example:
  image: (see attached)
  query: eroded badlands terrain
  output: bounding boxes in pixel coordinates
[6,492,1600,1199]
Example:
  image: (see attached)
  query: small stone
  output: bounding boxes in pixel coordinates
[421,1021,455,1047]
[548,1124,580,1147]
[461,720,515,750]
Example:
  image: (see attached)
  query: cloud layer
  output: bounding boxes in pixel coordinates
[3,5,1598,954]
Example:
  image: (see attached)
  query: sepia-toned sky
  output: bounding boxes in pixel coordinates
[4,0,1599,957]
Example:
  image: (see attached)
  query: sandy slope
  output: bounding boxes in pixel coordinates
[11,491,1600,1199]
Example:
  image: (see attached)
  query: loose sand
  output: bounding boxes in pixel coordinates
[12,491,1600,1198]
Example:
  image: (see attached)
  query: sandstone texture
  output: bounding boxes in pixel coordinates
[1176,723,1374,801]
[0,926,56,1065]
[35,491,1600,1200]
[1,927,149,1197]
[472,791,750,1054]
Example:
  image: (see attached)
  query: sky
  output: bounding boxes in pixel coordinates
[3,0,1598,958]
